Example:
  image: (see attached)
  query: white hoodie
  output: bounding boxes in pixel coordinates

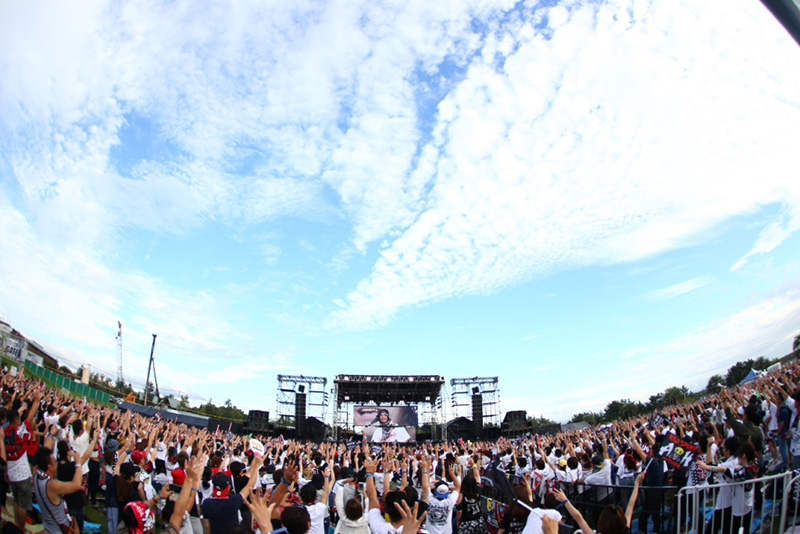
[334,485,370,534]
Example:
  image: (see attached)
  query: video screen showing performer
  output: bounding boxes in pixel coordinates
[354,405,417,443]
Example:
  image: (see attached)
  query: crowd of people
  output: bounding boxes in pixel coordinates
[1,358,799,534]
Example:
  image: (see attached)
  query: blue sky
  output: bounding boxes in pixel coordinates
[1,0,800,423]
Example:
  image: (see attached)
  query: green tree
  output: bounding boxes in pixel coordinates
[179,395,190,410]
[706,374,724,394]
[115,378,133,395]
[725,359,755,386]
[662,386,688,406]
[794,333,800,352]
[570,412,602,426]
[648,393,664,410]
[752,355,776,370]
[528,415,557,427]
[143,382,158,404]
[604,399,643,422]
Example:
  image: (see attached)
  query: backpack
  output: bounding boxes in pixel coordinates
[4,423,30,462]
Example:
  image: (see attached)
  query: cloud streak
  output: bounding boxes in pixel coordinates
[328,0,800,330]
[644,277,711,300]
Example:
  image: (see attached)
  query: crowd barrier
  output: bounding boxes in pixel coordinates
[22,360,111,404]
[676,470,800,534]
[481,476,678,533]
[483,473,800,533]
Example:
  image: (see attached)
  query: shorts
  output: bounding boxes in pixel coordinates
[11,479,33,511]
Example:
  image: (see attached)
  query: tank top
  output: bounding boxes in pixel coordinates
[33,471,70,534]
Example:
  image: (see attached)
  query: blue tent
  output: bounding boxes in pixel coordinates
[740,368,762,384]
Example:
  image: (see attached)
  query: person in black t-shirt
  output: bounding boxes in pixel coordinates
[202,455,262,534]
[456,466,483,534]
[55,439,96,533]
[497,486,531,534]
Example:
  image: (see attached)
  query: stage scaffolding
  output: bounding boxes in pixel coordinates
[276,375,329,427]
[331,375,447,442]
[450,376,501,426]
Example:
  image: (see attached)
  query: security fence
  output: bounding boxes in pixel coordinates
[675,470,795,534]
[22,360,110,404]
[478,471,800,533]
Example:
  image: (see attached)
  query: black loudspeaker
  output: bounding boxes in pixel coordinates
[472,394,483,439]
[247,410,270,433]
[295,393,307,439]
[305,417,326,443]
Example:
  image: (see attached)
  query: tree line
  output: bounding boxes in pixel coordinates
[568,355,779,426]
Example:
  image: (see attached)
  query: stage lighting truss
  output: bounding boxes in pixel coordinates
[276,374,329,427]
[330,375,448,442]
[449,376,501,427]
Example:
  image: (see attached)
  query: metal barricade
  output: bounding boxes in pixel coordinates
[556,481,678,533]
[782,471,800,533]
[676,471,792,534]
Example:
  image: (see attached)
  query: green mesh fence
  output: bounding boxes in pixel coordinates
[23,361,110,404]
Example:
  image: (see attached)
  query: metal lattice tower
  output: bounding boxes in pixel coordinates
[276,375,329,426]
[116,321,124,386]
[450,377,501,426]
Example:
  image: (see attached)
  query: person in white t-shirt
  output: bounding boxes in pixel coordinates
[426,481,459,534]
[300,465,331,534]
[365,457,405,534]
[584,455,613,501]
[697,436,741,534]
[68,418,91,476]
[424,463,460,534]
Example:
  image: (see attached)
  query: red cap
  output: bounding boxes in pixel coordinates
[131,450,146,464]
[171,468,186,485]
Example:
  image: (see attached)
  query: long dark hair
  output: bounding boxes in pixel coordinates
[508,485,532,519]
[461,473,480,501]
[597,505,626,534]
[116,470,136,502]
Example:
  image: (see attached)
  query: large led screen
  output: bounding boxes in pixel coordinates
[354,405,418,443]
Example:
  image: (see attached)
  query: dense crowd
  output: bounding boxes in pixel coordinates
[2,358,799,534]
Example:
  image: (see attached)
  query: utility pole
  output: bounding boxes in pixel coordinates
[143,334,160,407]
[116,321,124,387]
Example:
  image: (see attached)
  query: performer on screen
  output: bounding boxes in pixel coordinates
[370,409,411,443]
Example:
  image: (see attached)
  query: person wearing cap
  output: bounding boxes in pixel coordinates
[113,441,166,516]
[202,452,263,534]
[583,436,613,502]
[169,466,203,534]
[423,462,461,534]
[159,454,208,534]
[130,449,155,503]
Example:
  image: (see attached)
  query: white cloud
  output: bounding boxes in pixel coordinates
[534,287,800,420]
[644,276,711,300]
[732,204,800,270]
[2,0,800,417]
[329,0,800,330]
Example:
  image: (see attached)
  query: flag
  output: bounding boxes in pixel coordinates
[481,458,515,501]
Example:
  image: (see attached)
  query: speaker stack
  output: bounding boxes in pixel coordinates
[471,391,483,440]
[246,410,270,434]
[295,387,307,439]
